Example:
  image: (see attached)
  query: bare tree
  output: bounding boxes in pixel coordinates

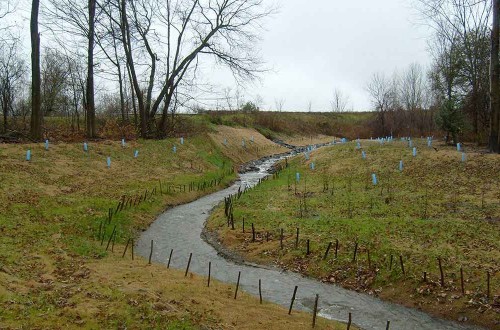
[274,97,285,112]
[330,88,350,112]
[366,72,392,135]
[223,87,234,111]
[30,0,42,140]
[416,0,491,142]
[43,0,99,137]
[306,100,312,112]
[0,0,18,37]
[0,0,16,19]
[86,0,96,137]
[112,0,272,137]
[491,0,500,152]
[41,49,69,116]
[0,39,26,132]
[400,63,425,112]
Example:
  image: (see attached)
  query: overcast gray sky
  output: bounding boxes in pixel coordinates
[4,0,432,113]
[212,0,432,112]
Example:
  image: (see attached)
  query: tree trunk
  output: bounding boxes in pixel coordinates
[118,64,125,122]
[86,0,96,138]
[30,0,42,141]
[490,0,500,153]
[2,94,8,132]
[119,0,146,137]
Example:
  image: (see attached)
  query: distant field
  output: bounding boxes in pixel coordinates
[199,111,376,140]
[207,139,500,328]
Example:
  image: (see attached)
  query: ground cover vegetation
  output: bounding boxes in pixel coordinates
[0,129,344,329]
[207,139,500,328]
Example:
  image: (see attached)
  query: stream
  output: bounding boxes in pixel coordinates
[136,151,482,330]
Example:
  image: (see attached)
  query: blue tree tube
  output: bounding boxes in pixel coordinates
[180,137,184,145]
[356,142,361,149]
[304,152,309,160]
[362,151,366,159]
[409,140,413,148]
[45,139,49,150]
[372,173,378,185]
[26,149,31,161]
[399,160,403,171]
[457,143,461,151]
[242,139,245,147]
[223,138,228,145]
[107,157,111,168]
[310,162,315,170]
[412,147,417,157]
[461,153,466,162]
[134,150,139,158]
[427,139,432,148]
[173,145,177,153]
[83,142,88,152]
[296,172,300,182]
[122,138,125,147]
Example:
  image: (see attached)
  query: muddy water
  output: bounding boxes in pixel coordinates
[136,155,481,330]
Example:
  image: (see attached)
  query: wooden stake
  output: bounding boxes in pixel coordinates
[234,271,241,299]
[295,227,299,248]
[438,257,445,287]
[306,239,310,255]
[184,253,192,277]
[460,267,464,295]
[280,228,284,249]
[167,249,173,268]
[323,242,332,260]
[148,240,153,264]
[389,254,393,270]
[106,225,116,251]
[122,238,131,258]
[386,320,390,330]
[347,312,352,330]
[352,242,358,262]
[335,239,339,258]
[312,294,319,328]
[487,271,490,299]
[252,223,256,242]
[131,239,134,260]
[423,271,427,282]
[288,286,298,315]
[208,261,211,287]
[399,255,405,276]
[259,279,262,304]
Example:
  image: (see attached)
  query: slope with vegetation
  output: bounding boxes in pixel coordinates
[0,128,344,329]
[207,139,500,328]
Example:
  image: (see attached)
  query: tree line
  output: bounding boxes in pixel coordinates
[366,0,500,152]
[0,0,271,140]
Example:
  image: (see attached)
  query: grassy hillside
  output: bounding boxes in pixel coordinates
[207,139,500,328]
[201,111,375,140]
[0,129,344,329]
[5,111,374,143]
